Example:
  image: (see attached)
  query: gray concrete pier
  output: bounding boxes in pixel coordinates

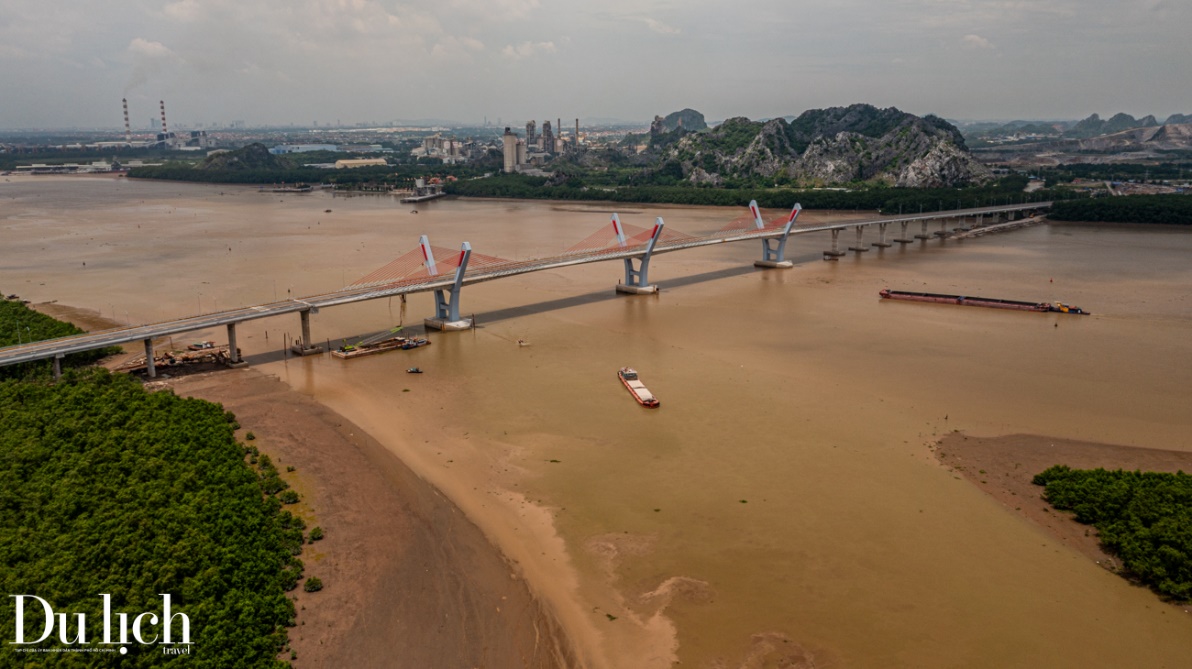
[144,339,155,378]
[872,222,893,248]
[226,323,247,367]
[615,283,660,294]
[424,317,475,331]
[848,226,870,252]
[291,308,324,355]
[824,229,847,259]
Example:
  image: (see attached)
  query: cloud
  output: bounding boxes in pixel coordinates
[501,40,556,60]
[163,0,205,22]
[641,17,680,35]
[125,38,182,93]
[127,38,177,60]
[446,0,541,21]
[962,34,994,49]
[431,35,486,62]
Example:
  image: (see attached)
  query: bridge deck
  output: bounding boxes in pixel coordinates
[0,203,1049,367]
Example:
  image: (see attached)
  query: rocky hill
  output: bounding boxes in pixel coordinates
[1075,123,1192,152]
[664,104,989,188]
[1065,113,1159,139]
[650,109,707,134]
[196,143,286,171]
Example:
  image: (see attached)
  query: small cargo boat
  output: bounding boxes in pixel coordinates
[618,367,660,408]
[879,289,1088,315]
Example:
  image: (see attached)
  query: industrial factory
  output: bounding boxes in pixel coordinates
[84,98,213,152]
[502,117,583,173]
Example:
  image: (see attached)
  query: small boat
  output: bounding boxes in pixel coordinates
[879,289,1088,315]
[400,337,430,350]
[618,367,660,408]
[187,341,216,351]
[406,367,423,374]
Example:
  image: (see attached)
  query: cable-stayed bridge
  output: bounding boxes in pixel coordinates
[0,201,1050,377]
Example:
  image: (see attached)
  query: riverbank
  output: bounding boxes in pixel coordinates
[30,300,575,667]
[935,431,1192,613]
[170,368,575,667]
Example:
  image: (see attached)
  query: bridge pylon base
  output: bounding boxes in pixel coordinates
[871,242,893,248]
[893,238,914,244]
[290,345,324,356]
[615,283,658,295]
[425,317,474,331]
[753,259,793,269]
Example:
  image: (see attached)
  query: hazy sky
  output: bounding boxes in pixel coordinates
[1,0,1189,129]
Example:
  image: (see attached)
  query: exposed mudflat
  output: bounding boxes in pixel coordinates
[935,431,1192,613]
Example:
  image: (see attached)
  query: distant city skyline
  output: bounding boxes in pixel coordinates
[1,0,1189,130]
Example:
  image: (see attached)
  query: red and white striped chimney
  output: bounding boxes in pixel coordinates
[160,100,168,134]
[123,98,131,143]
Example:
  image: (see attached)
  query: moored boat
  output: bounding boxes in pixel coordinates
[618,367,660,408]
[879,289,1088,315]
[331,336,431,359]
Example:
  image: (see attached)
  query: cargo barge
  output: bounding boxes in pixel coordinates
[331,336,430,359]
[879,289,1088,314]
[618,367,660,408]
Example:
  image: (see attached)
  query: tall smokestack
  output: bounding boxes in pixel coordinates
[575,118,580,146]
[160,100,168,134]
[123,98,131,143]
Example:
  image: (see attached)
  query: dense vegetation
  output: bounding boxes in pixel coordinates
[0,300,118,379]
[0,148,197,171]
[1048,195,1192,224]
[1037,161,1192,184]
[1034,465,1192,601]
[129,154,497,189]
[0,369,307,666]
[446,173,1078,213]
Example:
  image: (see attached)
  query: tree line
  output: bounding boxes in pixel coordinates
[1048,195,1192,224]
[0,368,311,666]
[445,173,1079,213]
[0,300,118,380]
[1034,465,1192,601]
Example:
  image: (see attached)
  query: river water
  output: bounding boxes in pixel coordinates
[3,176,1191,667]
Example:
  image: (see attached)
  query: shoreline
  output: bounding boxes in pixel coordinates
[935,431,1192,612]
[171,369,576,667]
[30,302,578,668]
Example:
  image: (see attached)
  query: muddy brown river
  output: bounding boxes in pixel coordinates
[3,175,1190,667]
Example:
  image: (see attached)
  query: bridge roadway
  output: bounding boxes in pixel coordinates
[0,202,1049,368]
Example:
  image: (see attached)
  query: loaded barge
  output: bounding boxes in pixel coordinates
[331,335,430,359]
[618,367,660,408]
[879,289,1088,314]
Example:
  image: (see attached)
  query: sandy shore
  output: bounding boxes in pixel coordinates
[171,369,574,667]
[31,303,575,668]
[936,431,1192,612]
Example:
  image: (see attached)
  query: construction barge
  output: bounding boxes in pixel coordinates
[879,289,1088,314]
[331,328,430,360]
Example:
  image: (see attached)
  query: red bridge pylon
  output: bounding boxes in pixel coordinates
[351,239,510,289]
[566,213,699,255]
